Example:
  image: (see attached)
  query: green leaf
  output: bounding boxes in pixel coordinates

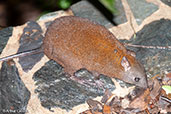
[162,85,171,94]
[58,0,71,9]
[99,0,117,14]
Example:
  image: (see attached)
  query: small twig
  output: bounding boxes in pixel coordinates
[161,96,171,103]
[124,43,171,50]
[151,74,160,80]
[129,15,136,38]
[145,108,150,114]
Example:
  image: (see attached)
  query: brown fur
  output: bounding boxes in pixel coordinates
[43,16,147,88]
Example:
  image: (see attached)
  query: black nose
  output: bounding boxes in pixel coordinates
[135,77,140,82]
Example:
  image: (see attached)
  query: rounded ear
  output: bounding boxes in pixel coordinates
[127,50,136,57]
[121,56,131,71]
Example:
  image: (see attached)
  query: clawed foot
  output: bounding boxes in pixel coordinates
[69,75,105,90]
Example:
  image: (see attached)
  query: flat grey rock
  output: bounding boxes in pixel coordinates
[70,0,113,28]
[127,0,158,25]
[17,21,44,72]
[33,60,115,111]
[0,27,13,54]
[161,0,171,7]
[0,61,30,114]
[113,0,127,24]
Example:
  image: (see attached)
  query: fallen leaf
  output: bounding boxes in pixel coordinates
[150,79,161,99]
[129,88,150,110]
[111,78,135,98]
[79,109,102,114]
[86,98,103,114]
[101,89,113,104]
[103,104,111,114]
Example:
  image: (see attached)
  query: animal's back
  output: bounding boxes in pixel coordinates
[43,16,127,77]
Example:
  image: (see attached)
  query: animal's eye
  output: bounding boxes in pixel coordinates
[134,77,140,82]
[114,49,117,53]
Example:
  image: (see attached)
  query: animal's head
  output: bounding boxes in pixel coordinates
[120,53,148,88]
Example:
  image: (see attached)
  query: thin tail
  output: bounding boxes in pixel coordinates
[124,43,171,50]
[0,48,43,62]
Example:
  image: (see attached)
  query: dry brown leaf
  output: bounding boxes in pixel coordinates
[103,104,111,114]
[79,109,103,114]
[150,79,161,99]
[129,88,150,110]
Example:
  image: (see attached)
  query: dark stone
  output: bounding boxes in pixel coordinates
[17,21,44,72]
[122,19,171,78]
[0,27,13,54]
[0,61,30,114]
[113,0,127,24]
[33,60,115,110]
[127,0,158,25]
[161,0,171,7]
[70,0,113,28]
